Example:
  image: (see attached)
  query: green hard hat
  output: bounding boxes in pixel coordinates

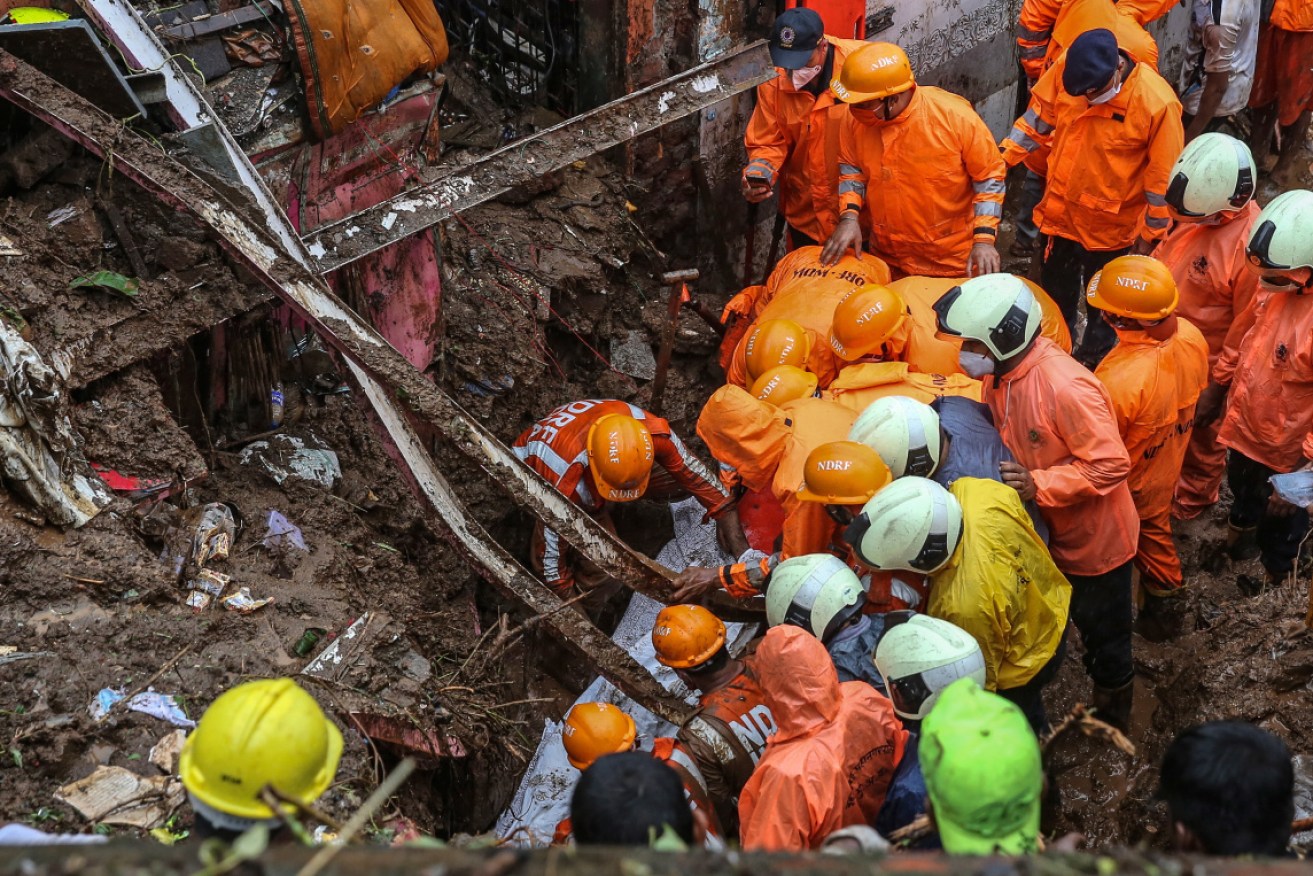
[920,678,1043,856]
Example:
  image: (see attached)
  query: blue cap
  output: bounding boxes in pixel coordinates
[1062,28,1120,95]
[769,8,824,70]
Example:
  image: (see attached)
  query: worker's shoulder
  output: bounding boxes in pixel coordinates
[828,36,870,60]
[917,86,988,123]
[1127,62,1182,112]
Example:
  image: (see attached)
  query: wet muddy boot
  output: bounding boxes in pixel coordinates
[1135,591,1186,643]
[1091,680,1134,733]
[1226,523,1259,561]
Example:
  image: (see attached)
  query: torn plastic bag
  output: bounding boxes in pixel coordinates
[0,319,110,527]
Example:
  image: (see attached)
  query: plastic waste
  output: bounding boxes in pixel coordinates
[89,688,196,728]
[239,434,341,488]
[1271,472,1313,509]
[263,509,307,552]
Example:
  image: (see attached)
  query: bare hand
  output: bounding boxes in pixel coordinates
[741,170,773,203]
[967,241,1001,277]
[999,461,1037,501]
[715,508,750,559]
[672,567,721,602]
[1194,382,1228,429]
[1268,492,1300,517]
[821,216,863,266]
[1131,236,1155,255]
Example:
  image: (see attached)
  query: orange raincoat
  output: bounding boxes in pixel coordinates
[890,275,1073,353]
[744,37,868,243]
[836,87,1007,277]
[1155,203,1263,517]
[986,337,1139,575]
[1001,58,1183,251]
[738,627,907,851]
[823,361,982,412]
[1016,0,1163,83]
[1094,320,1209,591]
[1215,290,1313,473]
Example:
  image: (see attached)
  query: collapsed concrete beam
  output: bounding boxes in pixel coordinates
[302,41,774,274]
[0,51,696,724]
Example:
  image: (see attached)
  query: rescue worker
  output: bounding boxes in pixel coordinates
[1086,256,1209,638]
[873,613,987,839]
[1157,134,1262,519]
[651,604,777,837]
[179,679,342,839]
[673,387,858,600]
[846,477,1070,731]
[1205,190,1313,591]
[720,246,892,387]
[750,364,819,407]
[1001,27,1184,367]
[821,42,1007,278]
[765,552,884,689]
[1246,0,1313,183]
[1178,0,1259,142]
[919,679,1044,855]
[891,275,1073,354]
[512,400,732,600]
[742,8,867,248]
[827,283,965,376]
[823,359,981,414]
[571,753,705,848]
[737,625,908,850]
[551,702,722,846]
[934,274,1138,730]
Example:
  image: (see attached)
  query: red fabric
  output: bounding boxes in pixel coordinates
[1248,25,1313,126]
[738,488,786,553]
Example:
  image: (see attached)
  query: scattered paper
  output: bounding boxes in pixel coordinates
[149,730,187,775]
[55,765,184,828]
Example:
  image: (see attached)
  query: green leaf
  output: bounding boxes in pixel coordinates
[230,823,270,860]
[8,747,20,769]
[69,271,140,298]
[127,753,141,761]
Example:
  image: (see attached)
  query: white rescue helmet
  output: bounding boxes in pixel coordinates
[766,554,867,644]
[844,477,962,573]
[874,612,987,720]
[848,396,941,478]
[933,274,1042,361]
[1247,190,1313,273]
[1165,132,1256,218]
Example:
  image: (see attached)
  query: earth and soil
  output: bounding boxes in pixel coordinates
[0,65,1311,853]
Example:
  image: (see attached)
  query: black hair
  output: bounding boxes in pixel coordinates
[571,751,694,847]
[1158,720,1294,857]
[685,645,731,678]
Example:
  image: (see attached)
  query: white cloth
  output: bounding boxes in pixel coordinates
[1179,0,1259,117]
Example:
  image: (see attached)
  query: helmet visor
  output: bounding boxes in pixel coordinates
[888,671,934,717]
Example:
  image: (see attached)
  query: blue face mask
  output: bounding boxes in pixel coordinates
[958,350,996,378]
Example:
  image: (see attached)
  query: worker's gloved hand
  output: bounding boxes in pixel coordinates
[967,242,1001,277]
[999,461,1038,501]
[1193,382,1228,428]
[821,215,863,266]
[672,566,721,602]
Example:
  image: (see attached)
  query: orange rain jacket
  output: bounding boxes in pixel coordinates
[836,87,1007,278]
[1215,290,1313,473]
[1155,203,1262,516]
[1016,0,1164,83]
[986,337,1139,576]
[1001,58,1183,251]
[513,400,727,593]
[823,361,982,413]
[890,275,1073,353]
[1095,321,1209,590]
[744,37,868,243]
[721,247,892,386]
[738,627,907,851]
[1272,0,1313,30]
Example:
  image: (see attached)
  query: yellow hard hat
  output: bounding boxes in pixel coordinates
[831,42,915,104]
[652,604,727,669]
[1086,255,1179,321]
[179,679,343,826]
[829,285,907,360]
[797,440,892,504]
[586,413,654,502]
[750,364,819,406]
[745,318,812,381]
[562,702,638,769]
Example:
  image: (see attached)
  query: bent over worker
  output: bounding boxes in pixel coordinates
[821,42,1006,278]
[935,274,1139,730]
[738,625,907,850]
[1086,256,1208,638]
[652,605,777,837]
[512,400,730,600]
[742,8,867,248]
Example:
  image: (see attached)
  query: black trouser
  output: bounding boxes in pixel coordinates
[1227,450,1311,577]
[1040,235,1129,368]
[1066,560,1135,690]
[998,629,1068,734]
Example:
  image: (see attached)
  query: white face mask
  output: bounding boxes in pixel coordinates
[959,350,996,378]
[1087,77,1122,105]
[791,64,823,89]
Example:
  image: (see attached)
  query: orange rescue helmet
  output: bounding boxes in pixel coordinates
[1086,255,1179,321]
[831,42,915,104]
[652,604,727,669]
[745,318,812,381]
[797,441,893,504]
[829,285,907,360]
[586,414,654,502]
[751,364,819,406]
[561,702,638,769]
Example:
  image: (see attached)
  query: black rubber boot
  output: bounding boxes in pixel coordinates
[1226,523,1259,561]
[1135,590,1187,643]
[1091,680,1134,733]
